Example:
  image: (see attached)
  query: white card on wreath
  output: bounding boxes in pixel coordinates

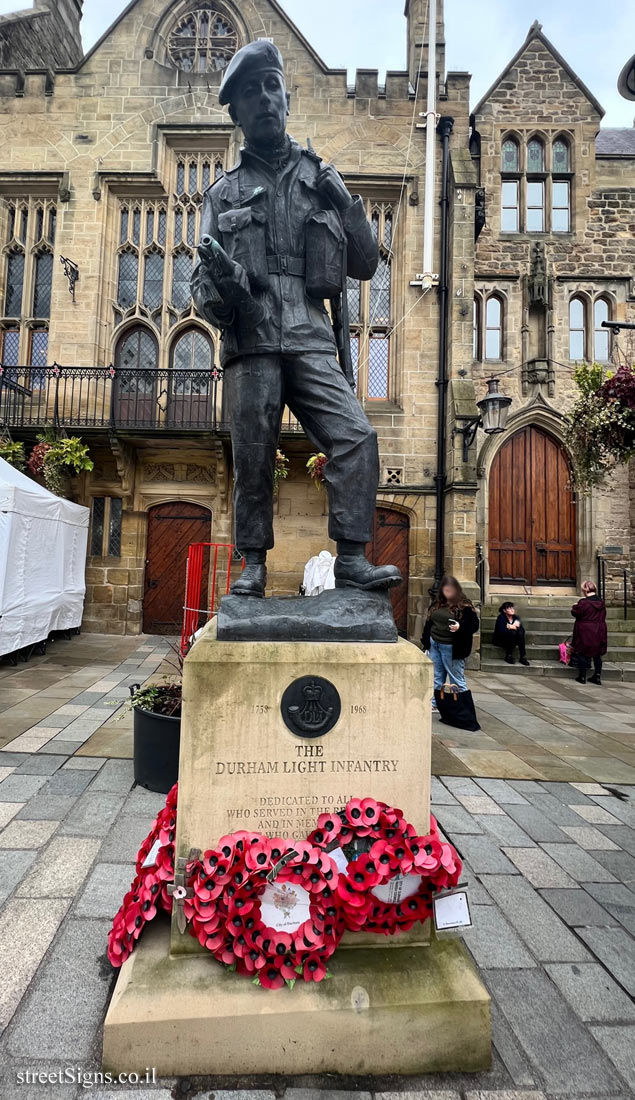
[260,881,312,933]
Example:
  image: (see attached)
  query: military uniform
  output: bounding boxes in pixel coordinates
[192,138,381,553]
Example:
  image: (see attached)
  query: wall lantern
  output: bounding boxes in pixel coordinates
[455,377,512,462]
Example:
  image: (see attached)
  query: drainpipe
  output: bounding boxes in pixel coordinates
[432,115,454,592]
[412,0,439,288]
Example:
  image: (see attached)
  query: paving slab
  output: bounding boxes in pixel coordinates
[15,793,79,821]
[484,968,624,1094]
[0,850,37,905]
[545,963,635,1023]
[488,1003,538,1088]
[597,825,635,856]
[17,836,101,898]
[538,887,617,928]
[0,897,70,1029]
[59,792,126,837]
[474,779,530,804]
[591,849,635,883]
[475,815,536,848]
[121,786,167,816]
[61,756,106,770]
[45,768,95,795]
[463,905,536,969]
[577,926,635,996]
[0,774,48,801]
[430,776,459,804]
[589,1026,635,1092]
[88,758,134,793]
[74,861,135,918]
[98,814,157,864]
[0,819,58,849]
[37,740,84,756]
[573,803,624,825]
[501,847,576,888]
[503,805,568,843]
[5,918,112,1061]
[479,874,591,962]
[0,802,23,828]
[559,825,620,850]
[450,835,517,875]
[455,794,505,815]
[13,754,65,776]
[433,805,484,835]
[540,843,619,883]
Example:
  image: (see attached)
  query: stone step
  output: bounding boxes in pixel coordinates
[481,643,635,663]
[481,604,635,620]
[480,617,635,636]
[479,658,635,681]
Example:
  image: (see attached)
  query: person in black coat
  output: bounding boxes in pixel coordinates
[572,581,608,685]
[493,602,530,666]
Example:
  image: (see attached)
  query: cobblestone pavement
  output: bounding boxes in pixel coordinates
[1,635,635,1099]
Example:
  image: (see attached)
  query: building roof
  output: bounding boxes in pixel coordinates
[596,127,635,155]
[472,20,604,120]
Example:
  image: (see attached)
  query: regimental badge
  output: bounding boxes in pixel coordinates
[280,675,341,738]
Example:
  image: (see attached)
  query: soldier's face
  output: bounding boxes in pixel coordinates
[230,71,289,147]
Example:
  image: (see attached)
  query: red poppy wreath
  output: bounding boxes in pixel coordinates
[185,833,345,988]
[307,797,462,935]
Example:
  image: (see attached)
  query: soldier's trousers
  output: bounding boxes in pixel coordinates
[223,352,380,551]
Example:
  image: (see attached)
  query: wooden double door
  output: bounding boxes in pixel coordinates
[489,427,576,586]
[143,502,211,634]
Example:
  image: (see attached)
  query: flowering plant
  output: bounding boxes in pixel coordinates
[565,362,635,488]
[0,439,26,471]
[27,440,52,476]
[273,449,289,494]
[306,452,327,490]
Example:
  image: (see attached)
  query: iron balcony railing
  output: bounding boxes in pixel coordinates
[0,365,303,434]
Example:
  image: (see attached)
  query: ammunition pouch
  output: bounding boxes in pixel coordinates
[217,206,268,291]
[304,209,346,299]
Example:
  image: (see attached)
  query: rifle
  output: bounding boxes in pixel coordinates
[330,277,355,392]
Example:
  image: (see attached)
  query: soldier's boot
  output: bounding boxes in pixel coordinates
[334,541,402,591]
[231,550,267,598]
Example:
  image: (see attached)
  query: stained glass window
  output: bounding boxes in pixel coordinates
[167,6,239,73]
[553,138,569,173]
[143,252,164,310]
[527,139,544,173]
[117,250,139,309]
[569,297,585,360]
[501,138,519,173]
[33,252,53,317]
[5,251,25,316]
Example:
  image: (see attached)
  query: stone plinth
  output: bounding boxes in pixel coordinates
[217,588,398,642]
[103,919,491,1077]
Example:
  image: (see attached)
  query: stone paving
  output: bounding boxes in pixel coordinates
[1,635,635,1098]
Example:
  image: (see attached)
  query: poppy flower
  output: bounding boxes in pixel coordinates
[244,839,272,872]
[360,797,382,827]
[344,798,365,828]
[369,840,400,876]
[346,856,381,892]
[302,955,328,982]
[259,965,286,990]
[274,954,298,980]
[308,813,342,846]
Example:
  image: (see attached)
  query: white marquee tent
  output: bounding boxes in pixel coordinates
[0,458,89,657]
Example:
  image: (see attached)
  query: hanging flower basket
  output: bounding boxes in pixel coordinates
[307,452,327,490]
[565,362,635,488]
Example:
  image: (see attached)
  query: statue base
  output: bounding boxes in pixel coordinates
[103,919,491,1076]
[217,587,398,643]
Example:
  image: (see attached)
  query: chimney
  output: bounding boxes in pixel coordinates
[404,0,445,90]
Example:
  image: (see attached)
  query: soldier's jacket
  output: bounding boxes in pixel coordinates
[191,138,378,365]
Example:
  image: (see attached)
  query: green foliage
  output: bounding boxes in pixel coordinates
[0,440,26,471]
[565,362,635,489]
[130,682,182,718]
[41,436,94,495]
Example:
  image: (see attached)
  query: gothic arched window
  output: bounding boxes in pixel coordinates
[485,295,504,360]
[569,296,586,360]
[593,297,611,363]
[167,5,239,73]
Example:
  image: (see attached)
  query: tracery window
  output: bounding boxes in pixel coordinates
[500,133,572,234]
[1,197,56,365]
[114,152,225,331]
[167,5,239,73]
[347,202,394,400]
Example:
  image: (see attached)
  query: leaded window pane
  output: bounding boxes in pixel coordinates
[172,329,212,393]
[346,276,361,324]
[187,208,196,246]
[29,329,48,386]
[501,139,519,172]
[35,207,44,242]
[553,139,569,173]
[383,209,393,249]
[5,252,24,316]
[527,139,544,172]
[167,7,239,73]
[369,257,391,323]
[132,209,141,245]
[1,329,19,366]
[117,251,138,309]
[174,209,183,244]
[19,208,27,243]
[146,209,154,245]
[90,497,105,556]
[143,252,164,309]
[215,159,224,181]
[120,207,129,243]
[171,250,192,310]
[371,210,380,239]
[189,161,197,195]
[157,209,167,245]
[48,208,56,244]
[108,498,123,557]
[33,252,53,317]
[177,162,186,193]
[202,161,211,190]
[7,205,15,241]
[368,335,388,398]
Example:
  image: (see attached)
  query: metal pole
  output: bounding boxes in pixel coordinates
[421,0,437,284]
[432,115,454,592]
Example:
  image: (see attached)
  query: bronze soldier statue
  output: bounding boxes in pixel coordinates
[192,40,401,599]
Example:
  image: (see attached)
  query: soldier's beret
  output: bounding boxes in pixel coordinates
[219,40,285,107]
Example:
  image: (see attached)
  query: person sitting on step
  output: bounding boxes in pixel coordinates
[492,602,530,666]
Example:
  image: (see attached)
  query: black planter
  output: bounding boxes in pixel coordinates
[133,705,181,794]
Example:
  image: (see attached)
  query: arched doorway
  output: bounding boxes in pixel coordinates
[489,426,575,586]
[143,502,212,634]
[366,506,410,635]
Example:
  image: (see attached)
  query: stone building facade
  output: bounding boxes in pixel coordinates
[0,0,633,640]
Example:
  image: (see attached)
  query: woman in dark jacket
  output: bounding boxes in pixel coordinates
[572,581,608,685]
[422,575,480,699]
[493,602,530,666]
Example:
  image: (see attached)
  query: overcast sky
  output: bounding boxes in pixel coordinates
[2,0,634,124]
